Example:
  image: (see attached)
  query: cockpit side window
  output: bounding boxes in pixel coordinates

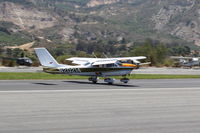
[84,62,90,66]
[93,63,119,68]
[116,61,122,66]
[106,64,114,67]
[120,59,133,64]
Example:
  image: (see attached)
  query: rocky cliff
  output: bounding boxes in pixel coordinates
[152,0,200,45]
[0,2,57,30]
[0,0,200,47]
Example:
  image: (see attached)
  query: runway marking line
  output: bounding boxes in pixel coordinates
[0,87,199,93]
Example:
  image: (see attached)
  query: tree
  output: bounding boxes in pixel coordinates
[12,48,23,58]
[129,39,168,66]
[169,46,191,56]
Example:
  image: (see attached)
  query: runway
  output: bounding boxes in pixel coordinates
[0,79,200,133]
[0,79,200,91]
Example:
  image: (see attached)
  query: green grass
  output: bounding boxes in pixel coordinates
[0,72,88,80]
[0,72,200,80]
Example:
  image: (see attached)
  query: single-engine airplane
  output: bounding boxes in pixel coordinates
[35,48,148,84]
[171,56,200,68]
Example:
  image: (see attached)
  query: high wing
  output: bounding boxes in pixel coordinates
[66,56,147,66]
[110,56,146,64]
[66,57,117,65]
[70,60,90,66]
[170,56,200,59]
[66,57,96,65]
[92,60,117,65]
[111,56,146,60]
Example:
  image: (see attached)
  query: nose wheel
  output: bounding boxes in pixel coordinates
[120,78,129,83]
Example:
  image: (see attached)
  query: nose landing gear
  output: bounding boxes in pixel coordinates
[120,78,129,83]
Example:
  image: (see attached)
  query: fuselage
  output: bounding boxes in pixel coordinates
[43,64,136,77]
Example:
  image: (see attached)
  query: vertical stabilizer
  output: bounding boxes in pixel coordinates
[34,48,59,67]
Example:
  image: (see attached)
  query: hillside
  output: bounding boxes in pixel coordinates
[0,0,199,50]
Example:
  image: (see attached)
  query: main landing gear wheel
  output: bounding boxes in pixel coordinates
[120,78,129,83]
[88,77,98,83]
[104,78,115,84]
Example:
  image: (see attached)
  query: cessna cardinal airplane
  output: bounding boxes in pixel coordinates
[35,48,147,84]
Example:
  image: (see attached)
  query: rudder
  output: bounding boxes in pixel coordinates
[34,48,59,67]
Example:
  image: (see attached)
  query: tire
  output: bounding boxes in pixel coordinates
[92,81,97,84]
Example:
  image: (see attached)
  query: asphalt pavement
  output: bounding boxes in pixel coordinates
[0,79,200,133]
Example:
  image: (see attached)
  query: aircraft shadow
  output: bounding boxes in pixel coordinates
[63,81,139,88]
[33,83,58,86]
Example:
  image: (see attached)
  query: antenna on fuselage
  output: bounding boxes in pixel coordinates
[92,52,97,58]
[103,53,108,58]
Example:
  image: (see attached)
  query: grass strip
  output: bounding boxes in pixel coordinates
[0,72,200,80]
[0,72,88,80]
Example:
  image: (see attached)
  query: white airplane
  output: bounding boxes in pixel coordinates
[171,56,200,68]
[35,48,147,84]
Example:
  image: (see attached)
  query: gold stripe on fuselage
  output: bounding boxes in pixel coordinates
[43,66,135,74]
[121,63,137,67]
